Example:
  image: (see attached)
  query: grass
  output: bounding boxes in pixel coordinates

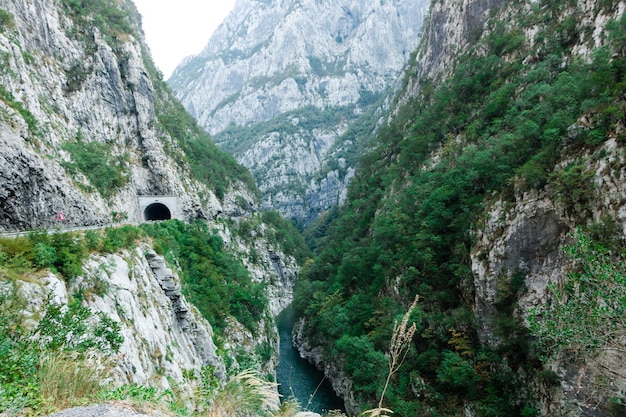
[207,370,280,417]
[37,352,105,412]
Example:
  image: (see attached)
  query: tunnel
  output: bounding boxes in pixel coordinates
[143,203,172,221]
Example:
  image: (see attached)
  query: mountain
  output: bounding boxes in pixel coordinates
[4,0,626,415]
[169,0,430,225]
[291,0,626,416]
[0,0,305,413]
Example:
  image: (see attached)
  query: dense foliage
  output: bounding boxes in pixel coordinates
[142,220,267,333]
[296,3,626,415]
[529,230,626,364]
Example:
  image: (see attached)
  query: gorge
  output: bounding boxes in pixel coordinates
[1,0,626,416]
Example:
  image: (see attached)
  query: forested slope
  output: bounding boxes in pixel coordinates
[295,0,626,415]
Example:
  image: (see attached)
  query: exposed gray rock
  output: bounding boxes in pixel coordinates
[472,139,626,415]
[292,318,358,416]
[75,247,226,391]
[0,0,256,231]
[170,0,430,224]
[398,0,509,108]
[471,191,569,347]
[45,402,171,417]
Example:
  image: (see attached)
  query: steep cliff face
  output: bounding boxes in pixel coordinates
[0,0,254,232]
[291,0,626,415]
[11,246,223,408]
[472,138,626,415]
[170,0,430,224]
[397,0,508,108]
[0,0,301,410]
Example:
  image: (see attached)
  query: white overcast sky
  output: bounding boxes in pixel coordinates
[133,0,237,78]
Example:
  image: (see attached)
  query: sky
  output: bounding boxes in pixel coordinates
[133,0,237,78]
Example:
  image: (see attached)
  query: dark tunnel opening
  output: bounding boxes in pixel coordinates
[143,203,172,221]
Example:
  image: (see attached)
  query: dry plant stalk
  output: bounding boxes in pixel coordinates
[360,407,394,417]
[207,370,280,417]
[362,295,419,417]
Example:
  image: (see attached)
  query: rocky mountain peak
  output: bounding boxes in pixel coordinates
[169,0,430,225]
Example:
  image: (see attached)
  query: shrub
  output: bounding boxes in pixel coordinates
[62,140,129,199]
[549,161,595,215]
[0,284,123,415]
[33,242,57,268]
[528,230,626,364]
[142,220,267,333]
[0,9,14,32]
[35,298,123,354]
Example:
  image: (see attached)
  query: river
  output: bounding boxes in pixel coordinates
[276,305,345,414]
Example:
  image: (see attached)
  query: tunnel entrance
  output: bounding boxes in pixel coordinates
[143,203,172,221]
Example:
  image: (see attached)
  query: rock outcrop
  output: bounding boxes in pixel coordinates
[0,0,253,232]
[472,138,626,414]
[17,246,224,402]
[292,318,358,416]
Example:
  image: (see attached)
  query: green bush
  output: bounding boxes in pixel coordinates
[36,299,123,353]
[334,335,386,396]
[62,140,129,199]
[549,160,596,215]
[0,9,14,32]
[0,284,123,414]
[33,242,57,268]
[529,230,626,363]
[142,220,267,333]
[437,351,480,397]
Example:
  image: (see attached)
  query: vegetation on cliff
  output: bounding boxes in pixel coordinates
[295,1,626,415]
[0,219,293,415]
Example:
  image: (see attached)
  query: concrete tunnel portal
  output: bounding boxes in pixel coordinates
[143,203,172,221]
[137,196,181,222]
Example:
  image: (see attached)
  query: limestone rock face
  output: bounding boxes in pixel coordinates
[17,246,225,402]
[170,0,430,224]
[471,191,569,347]
[81,248,226,390]
[398,0,508,108]
[472,139,626,414]
[0,0,300,402]
[0,0,251,232]
[292,317,358,416]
